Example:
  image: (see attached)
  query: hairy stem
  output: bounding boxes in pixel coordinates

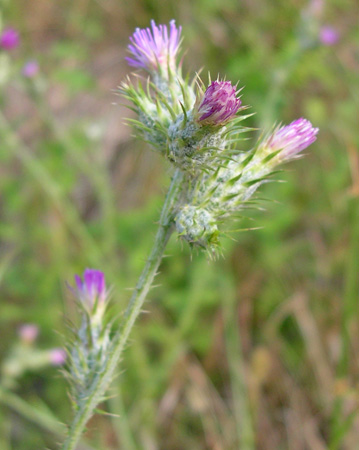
[61,168,184,450]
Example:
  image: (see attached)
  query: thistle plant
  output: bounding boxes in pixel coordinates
[60,20,318,449]
[65,269,113,410]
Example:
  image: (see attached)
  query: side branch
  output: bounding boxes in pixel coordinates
[61,168,184,450]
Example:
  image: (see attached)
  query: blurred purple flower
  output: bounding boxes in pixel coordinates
[18,324,39,344]
[319,26,339,46]
[196,81,241,126]
[266,118,319,160]
[74,268,106,308]
[50,348,67,366]
[0,27,20,50]
[23,60,39,78]
[126,20,181,72]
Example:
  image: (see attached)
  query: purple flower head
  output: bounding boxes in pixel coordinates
[319,26,339,46]
[23,60,39,78]
[74,268,106,308]
[18,324,39,344]
[126,20,181,73]
[0,27,20,50]
[50,348,67,366]
[266,118,319,160]
[196,81,242,126]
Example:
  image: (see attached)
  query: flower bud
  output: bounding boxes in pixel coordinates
[66,269,112,402]
[176,205,218,249]
[265,118,318,160]
[167,78,244,172]
[195,81,241,126]
[74,268,106,310]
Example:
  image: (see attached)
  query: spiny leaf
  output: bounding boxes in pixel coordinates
[179,101,188,126]
[261,149,281,164]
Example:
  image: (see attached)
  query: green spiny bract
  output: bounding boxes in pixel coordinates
[120,74,196,155]
[167,112,227,172]
[167,109,251,173]
[68,308,113,405]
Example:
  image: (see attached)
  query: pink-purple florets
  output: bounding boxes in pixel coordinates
[319,26,339,46]
[50,348,67,366]
[23,60,39,78]
[196,81,241,126]
[18,324,39,344]
[267,118,319,159]
[74,268,106,307]
[126,19,181,72]
[0,27,20,50]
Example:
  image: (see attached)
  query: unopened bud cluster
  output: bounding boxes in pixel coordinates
[122,20,318,254]
[176,205,219,249]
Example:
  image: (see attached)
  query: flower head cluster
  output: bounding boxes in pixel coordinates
[126,20,181,75]
[0,27,19,50]
[122,75,247,173]
[175,118,318,254]
[123,21,249,174]
[196,81,242,126]
[123,20,319,253]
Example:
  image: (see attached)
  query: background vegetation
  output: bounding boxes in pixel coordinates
[0,0,358,448]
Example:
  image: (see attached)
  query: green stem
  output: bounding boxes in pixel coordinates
[0,387,94,450]
[223,283,255,449]
[0,387,63,437]
[61,168,184,450]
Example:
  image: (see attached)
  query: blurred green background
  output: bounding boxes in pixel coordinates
[0,0,358,448]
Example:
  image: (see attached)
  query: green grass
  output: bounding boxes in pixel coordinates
[0,0,358,448]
